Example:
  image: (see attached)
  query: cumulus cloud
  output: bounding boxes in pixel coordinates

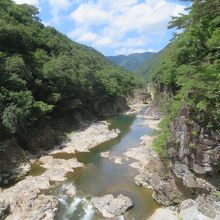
[116,48,147,56]
[70,3,110,26]
[68,0,186,55]
[14,0,187,55]
[14,0,40,5]
[46,0,71,24]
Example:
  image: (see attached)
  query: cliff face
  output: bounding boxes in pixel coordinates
[155,107,219,204]
[154,106,220,219]
[170,106,220,176]
[135,104,220,217]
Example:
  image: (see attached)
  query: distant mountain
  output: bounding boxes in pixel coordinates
[107,52,156,72]
[136,51,162,80]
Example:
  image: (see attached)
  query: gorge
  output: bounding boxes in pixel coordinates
[0,0,220,219]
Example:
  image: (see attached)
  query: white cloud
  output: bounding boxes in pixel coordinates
[70,3,110,26]
[15,0,186,55]
[68,0,186,55]
[116,48,146,56]
[147,48,158,53]
[46,0,71,25]
[14,0,39,5]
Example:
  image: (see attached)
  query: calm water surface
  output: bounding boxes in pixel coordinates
[53,114,159,220]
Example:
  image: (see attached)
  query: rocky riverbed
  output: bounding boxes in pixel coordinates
[0,120,120,219]
[1,100,219,220]
[108,102,220,220]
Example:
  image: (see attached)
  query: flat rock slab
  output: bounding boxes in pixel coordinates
[92,194,133,218]
[0,156,83,219]
[149,208,178,220]
[51,121,120,154]
[5,194,58,220]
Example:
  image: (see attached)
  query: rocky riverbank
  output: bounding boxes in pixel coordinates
[1,98,219,220]
[50,121,120,154]
[0,120,120,219]
[125,103,220,220]
[107,101,220,220]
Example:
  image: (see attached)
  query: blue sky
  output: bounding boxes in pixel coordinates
[14,0,189,56]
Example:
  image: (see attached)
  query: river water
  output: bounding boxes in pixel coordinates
[52,114,159,220]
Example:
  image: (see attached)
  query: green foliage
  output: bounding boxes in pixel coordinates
[191,130,198,137]
[216,191,220,200]
[148,0,220,131]
[189,143,196,149]
[0,0,138,145]
[153,129,171,159]
[108,52,156,72]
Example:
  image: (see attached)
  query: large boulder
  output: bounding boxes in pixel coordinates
[5,194,58,220]
[92,194,133,218]
[135,157,187,206]
[152,177,187,206]
[178,195,220,220]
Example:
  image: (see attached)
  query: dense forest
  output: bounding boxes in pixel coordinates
[0,0,139,147]
[144,0,220,156]
[108,52,156,72]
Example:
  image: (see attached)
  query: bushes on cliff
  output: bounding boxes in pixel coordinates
[150,0,220,132]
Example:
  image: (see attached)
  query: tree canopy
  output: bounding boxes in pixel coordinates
[0,0,138,143]
[148,0,220,131]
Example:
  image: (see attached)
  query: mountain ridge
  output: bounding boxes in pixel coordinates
[107,52,156,72]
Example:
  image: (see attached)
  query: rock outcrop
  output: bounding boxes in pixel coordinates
[149,195,220,220]
[51,121,120,154]
[25,124,56,151]
[0,139,31,186]
[133,104,220,211]
[94,96,129,117]
[92,194,133,218]
[170,106,220,175]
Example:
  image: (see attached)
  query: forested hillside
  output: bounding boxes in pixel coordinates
[136,51,161,79]
[108,52,156,72]
[0,0,138,146]
[149,0,220,144]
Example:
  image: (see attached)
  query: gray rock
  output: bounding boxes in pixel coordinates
[92,194,133,218]
[134,174,152,189]
[148,208,178,220]
[24,194,58,220]
[0,199,10,219]
[178,199,195,211]
[172,114,220,175]
[63,184,76,197]
[197,202,216,219]
[152,178,187,206]
[183,172,197,188]
[173,162,189,179]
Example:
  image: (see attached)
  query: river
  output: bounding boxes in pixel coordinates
[50,114,159,220]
